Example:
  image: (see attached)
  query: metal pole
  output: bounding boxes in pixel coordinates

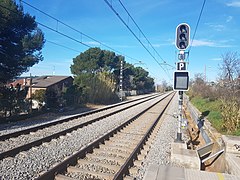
[29,73,32,113]
[176,91,183,142]
[175,51,185,142]
[119,59,123,101]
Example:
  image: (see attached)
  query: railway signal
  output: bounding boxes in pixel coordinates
[175,23,190,50]
[173,71,189,91]
[174,23,190,142]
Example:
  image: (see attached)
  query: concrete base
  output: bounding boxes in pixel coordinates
[143,164,240,180]
[222,135,240,176]
[171,142,200,169]
[222,135,240,154]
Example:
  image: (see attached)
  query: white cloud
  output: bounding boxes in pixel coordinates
[192,39,233,48]
[226,1,240,7]
[226,16,233,22]
[208,23,225,31]
[192,40,215,47]
[84,41,101,46]
[210,58,222,61]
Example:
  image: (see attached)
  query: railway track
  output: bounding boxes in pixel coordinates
[0,93,160,160]
[36,92,175,180]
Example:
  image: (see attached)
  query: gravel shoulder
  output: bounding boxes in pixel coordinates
[136,93,181,179]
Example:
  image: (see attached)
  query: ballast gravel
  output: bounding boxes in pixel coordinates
[135,93,188,179]
[0,94,166,179]
[0,94,158,153]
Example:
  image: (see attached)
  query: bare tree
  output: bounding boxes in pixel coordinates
[218,52,240,133]
[219,52,240,87]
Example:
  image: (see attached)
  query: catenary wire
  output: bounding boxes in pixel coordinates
[118,0,172,66]
[187,0,206,62]
[21,0,143,64]
[103,0,172,80]
[0,3,164,83]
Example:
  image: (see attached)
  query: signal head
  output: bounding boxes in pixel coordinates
[175,23,190,50]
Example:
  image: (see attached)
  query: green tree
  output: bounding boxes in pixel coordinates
[132,67,154,92]
[0,0,45,84]
[71,48,122,104]
[71,47,155,103]
[45,89,58,108]
[32,89,46,103]
[63,85,83,106]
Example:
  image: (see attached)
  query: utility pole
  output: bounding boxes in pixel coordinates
[119,59,123,101]
[29,73,32,113]
[174,23,190,142]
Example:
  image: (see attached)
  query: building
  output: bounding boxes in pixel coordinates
[9,75,74,99]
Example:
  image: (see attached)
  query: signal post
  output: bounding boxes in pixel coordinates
[174,23,190,142]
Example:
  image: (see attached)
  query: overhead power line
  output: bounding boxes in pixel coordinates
[103,0,173,80]
[188,0,206,58]
[0,2,163,81]
[118,0,167,64]
[46,40,82,53]
[21,0,143,64]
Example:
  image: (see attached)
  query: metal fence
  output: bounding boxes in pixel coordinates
[184,95,211,144]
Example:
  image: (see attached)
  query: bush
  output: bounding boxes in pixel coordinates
[221,97,240,133]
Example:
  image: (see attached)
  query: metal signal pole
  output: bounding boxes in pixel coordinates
[174,23,190,142]
[119,59,123,101]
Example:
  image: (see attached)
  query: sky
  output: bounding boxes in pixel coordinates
[19,0,240,85]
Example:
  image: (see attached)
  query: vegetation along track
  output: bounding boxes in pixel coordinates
[0,93,161,160]
[37,92,174,180]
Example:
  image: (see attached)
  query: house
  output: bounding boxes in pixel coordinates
[9,75,74,98]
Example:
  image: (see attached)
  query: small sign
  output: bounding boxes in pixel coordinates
[173,71,189,91]
[177,62,186,70]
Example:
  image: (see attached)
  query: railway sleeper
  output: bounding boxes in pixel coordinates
[99,144,132,154]
[77,159,120,172]
[85,154,126,165]
[55,174,78,180]
[67,166,114,180]
[107,139,139,145]
[93,148,130,159]
[102,139,138,148]
[93,152,127,160]
[123,175,135,180]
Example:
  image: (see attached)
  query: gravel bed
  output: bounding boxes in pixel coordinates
[0,94,160,153]
[0,93,156,136]
[135,93,188,179]
[0,94,167,179]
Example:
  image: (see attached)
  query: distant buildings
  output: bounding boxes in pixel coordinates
[8,75,73,99]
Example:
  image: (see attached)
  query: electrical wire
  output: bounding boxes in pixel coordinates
[0,2,166,82]
[187,0,206,61]
[46,40,82,53]
[103,0,172,80]
[21,0,142,64]
[118,0,170,65]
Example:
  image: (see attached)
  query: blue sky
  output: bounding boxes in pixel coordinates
[19,0,240,85]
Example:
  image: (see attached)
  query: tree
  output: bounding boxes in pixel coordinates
[0,0,45,84]
[218,52,240,133]
[71,47,155,103]
[132,67,154,92]
[32,89,46,103]
[63,85,83,106]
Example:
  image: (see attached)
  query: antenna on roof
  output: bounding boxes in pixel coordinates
[52,66,55,75]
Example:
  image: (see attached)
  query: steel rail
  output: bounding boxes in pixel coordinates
[114,93,174,179]
[0,94,162,160]
[0,93,159,141]
[36,92,174,180]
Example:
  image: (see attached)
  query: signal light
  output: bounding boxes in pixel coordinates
[173,71,189,91]
[175,23,190,50]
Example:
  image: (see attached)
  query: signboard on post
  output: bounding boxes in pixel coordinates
[177,62,186,70]
[173,71,189,91]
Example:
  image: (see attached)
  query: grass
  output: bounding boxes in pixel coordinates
[190,96,223,133]
[190,96,240,136]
